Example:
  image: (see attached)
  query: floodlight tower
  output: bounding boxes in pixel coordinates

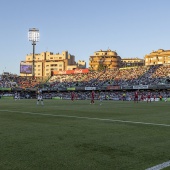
[28,28,40,78]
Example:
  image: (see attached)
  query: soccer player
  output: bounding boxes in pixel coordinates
[99,92,103,105]
[17,92,20,100]
[71,91,75,102]
[122,92,126,101]
[164,94,168,102]
[37,89,44,106]
[14,92,18,101]
[159,94,162,101]
[90,90,95,104]
[153,94,156,101]
[134,90,138,103]
[147,92,151,103]
[141,93,144,102]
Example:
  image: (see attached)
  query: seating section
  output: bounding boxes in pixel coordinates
[1,64,169,89]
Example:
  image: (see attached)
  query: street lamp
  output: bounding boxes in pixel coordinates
[28,28,40,78]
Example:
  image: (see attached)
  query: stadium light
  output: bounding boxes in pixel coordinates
[28,28,40,78]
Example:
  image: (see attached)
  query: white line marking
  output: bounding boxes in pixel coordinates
[0,109,170,127]
[146,160,170,170]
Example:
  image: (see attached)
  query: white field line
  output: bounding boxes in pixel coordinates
[146,160,170,170]
[0,109,170,127]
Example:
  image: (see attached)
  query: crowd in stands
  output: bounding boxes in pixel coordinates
[0,73,41,89]
[48,64,170,89]
[1,64,170,89]
[49,70,104,89]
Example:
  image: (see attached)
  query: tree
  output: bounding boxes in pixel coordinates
[98,64,107,71]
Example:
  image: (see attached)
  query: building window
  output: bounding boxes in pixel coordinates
[50,64,58,67]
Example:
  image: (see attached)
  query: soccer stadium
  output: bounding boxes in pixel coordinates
[2,1,170,169]
[1,63,170,170]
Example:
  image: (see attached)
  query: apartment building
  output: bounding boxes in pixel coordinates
[89,49,121,71]
[145,49,170,66]
[20,51,85,77]
[121,58,144,67]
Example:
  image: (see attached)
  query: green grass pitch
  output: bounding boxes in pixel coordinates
[0,99,170,170]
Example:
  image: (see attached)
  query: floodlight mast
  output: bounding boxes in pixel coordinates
[28,28,39,78]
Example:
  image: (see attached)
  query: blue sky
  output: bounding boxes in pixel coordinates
[0,0,170,74]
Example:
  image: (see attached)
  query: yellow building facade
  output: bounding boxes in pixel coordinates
[77,60,86,69]
[20,51,84,77]
[89,49,121,70]
[145,49,170,66]
[121,58,144,67]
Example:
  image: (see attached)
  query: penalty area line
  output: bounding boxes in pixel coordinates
[146,160,170,170]
[0,109,170,127]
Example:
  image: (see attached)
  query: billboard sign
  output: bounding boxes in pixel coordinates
[20,64,32,74]
[52,69,89,75]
